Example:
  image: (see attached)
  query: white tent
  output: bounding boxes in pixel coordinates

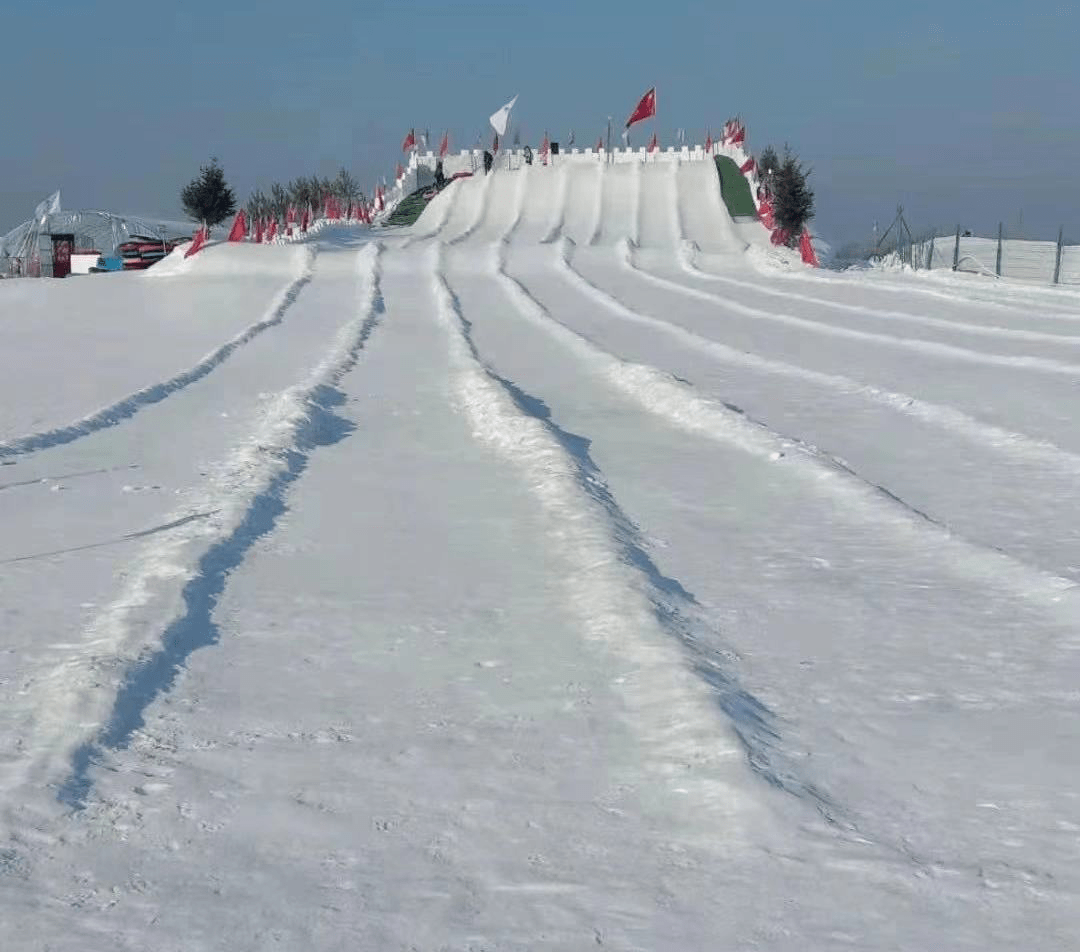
[1,192,191,277]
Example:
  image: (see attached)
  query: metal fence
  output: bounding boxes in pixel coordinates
[870,209,1079,286]
[912,226,1080,286]
[2,256,46,278]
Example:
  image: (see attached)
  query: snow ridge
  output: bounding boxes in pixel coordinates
[7,243,385,811]
[507,239,1080,608]
[402,177,461,247]
[680,246,1080,344]
[431,243,796,823]
[540,164,571,244]
[633,251,1080,376]
[445,171,495,246]
[570,241,1080,477]
[766,254,1080,318]
[0,246,316,460]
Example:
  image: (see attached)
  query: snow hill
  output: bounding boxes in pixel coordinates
[3,160,1080,950]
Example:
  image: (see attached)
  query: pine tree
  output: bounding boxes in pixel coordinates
[180,158,237,233]
[771,146,814,245]
[269,183,289,222]
[758,145,780,183]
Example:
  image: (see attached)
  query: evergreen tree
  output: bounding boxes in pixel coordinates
[180,158,237,232]
[757,145,780,185]
[771,146,814,244]
[269,183,289,221]
[245,188,269,223]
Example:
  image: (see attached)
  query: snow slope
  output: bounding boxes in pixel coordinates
[3,160,1080,951]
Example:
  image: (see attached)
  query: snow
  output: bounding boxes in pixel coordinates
[3,160,1080,950]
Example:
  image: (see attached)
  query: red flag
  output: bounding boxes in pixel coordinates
[758,198,775,230]
[226,210,247,242]
[625,86,656,129]
[648,132,658,153]
[739,156,755,174]
[184,226,208,258]
[705,131,713,154]
[800,230,819,267]
[595,136,604,152]
[439,131,449,158]
[402,128,416,152]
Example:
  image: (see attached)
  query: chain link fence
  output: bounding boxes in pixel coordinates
[912,227,1079,286]
[866,210,1079,286]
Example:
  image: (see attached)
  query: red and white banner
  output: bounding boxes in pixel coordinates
[402,128,416,152]
[722,118,746,146]
[739,156,755,174]
[184,226,208,258]
[757,198,775,230]
[625,86,656,129]
[226,210,247,242]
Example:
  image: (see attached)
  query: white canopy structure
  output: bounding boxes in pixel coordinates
[0,191,191,277]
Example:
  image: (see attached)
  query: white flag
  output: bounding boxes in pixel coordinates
[34,190,61,223]
[489,95,518,137]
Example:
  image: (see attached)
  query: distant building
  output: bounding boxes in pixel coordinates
[0,191,190,278]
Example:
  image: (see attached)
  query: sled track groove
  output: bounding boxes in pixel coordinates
[677,249,1080,344]
[545,242,1080,479]
[495,240,1080,609]
[430,240,836,821]
[0,246,317,460]
[12,244,385,811]
[621,247,1080,377]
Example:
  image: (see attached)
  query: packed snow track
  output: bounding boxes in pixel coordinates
[3,163,1080,951]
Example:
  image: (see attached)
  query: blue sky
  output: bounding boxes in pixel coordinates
[3,0,1078,246]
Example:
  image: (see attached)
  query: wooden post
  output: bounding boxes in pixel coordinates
[996,222,1003,277]
[1054,226,1064,284]
[953,225,961,271]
